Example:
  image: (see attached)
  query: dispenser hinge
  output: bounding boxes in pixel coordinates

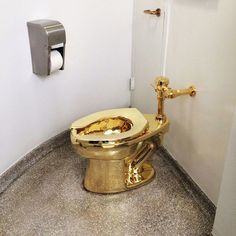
[129,77,135,91]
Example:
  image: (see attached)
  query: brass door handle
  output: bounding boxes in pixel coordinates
[144,8,161,17]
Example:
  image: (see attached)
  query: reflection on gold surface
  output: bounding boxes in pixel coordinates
[71,108,148,143]
[76,116,133,136]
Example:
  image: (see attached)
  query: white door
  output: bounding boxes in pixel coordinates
[131,0,166,113]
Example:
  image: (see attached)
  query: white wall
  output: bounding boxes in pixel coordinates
[0,0,133,175]
[213,107,236,236]
[164,0,236,204]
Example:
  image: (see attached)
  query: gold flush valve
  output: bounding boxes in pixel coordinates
[153,76,197,123]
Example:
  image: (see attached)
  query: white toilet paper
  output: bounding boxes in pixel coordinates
[50,50,63,73]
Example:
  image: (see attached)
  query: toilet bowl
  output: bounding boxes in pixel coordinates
[70,108,169,193]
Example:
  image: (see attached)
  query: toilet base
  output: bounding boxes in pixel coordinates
[83,141,156,194]
[84,159,155,194]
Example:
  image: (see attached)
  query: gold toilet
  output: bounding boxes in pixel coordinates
[70,77,196,193]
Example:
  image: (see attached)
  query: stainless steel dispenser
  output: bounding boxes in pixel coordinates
[27,19,66,76]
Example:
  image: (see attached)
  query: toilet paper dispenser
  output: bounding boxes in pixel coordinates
[27,19,66,76]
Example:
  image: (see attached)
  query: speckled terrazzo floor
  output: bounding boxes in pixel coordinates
[0,141,214,236]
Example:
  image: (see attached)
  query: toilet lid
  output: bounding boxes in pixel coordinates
[71,108,148,143]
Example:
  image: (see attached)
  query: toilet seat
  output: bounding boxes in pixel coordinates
[71,108,148,144]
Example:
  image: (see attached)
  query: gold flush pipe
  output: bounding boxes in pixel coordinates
[154,76,196,123]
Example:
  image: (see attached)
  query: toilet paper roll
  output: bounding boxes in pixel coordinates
[50,50,63,73]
